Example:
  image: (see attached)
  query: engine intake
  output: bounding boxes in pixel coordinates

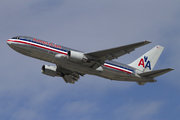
[41,65,57,77]
[67,50,88,62]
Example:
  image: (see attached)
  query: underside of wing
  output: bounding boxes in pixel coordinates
[85,40,151,61]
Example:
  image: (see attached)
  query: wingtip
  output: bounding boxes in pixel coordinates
[168,68,174,71]
[144,40,151,44]
[163,68,174,72]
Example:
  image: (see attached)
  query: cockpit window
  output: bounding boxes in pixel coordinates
[11,37,19,39]
[11,36,33,41]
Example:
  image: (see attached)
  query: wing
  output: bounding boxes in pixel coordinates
[85,41,151,61]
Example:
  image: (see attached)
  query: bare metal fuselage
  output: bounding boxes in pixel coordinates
[7,37,156,83]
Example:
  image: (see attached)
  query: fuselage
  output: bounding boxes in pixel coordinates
[7,36,154,82]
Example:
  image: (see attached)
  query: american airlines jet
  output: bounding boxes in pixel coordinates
[7,36,173,85]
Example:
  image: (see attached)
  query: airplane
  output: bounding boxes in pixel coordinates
[7,36,173,85]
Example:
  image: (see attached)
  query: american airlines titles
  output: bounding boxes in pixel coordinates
[33,38,62,49]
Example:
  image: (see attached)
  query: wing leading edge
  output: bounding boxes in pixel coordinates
[85,41,151,61]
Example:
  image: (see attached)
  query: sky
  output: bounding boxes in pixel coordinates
[0,0,180,120]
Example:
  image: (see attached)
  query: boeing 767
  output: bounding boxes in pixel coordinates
[7,36,173,85]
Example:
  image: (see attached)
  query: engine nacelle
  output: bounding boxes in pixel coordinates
[67,50,88,62]
[41,65,57,77]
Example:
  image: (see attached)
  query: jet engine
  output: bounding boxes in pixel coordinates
[41,65,57,77]
[67,50,88,62]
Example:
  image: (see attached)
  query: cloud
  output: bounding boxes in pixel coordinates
[12,109,42,120]
[60,100,98,119]
[1,0,180,120]
[114,101,164,120]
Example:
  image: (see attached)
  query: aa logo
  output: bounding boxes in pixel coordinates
[138,56,151,70]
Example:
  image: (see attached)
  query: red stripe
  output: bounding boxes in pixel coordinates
[7,39,14,42]
[104,64,132,74]
[8,39,132,74]
[8,39,67,55]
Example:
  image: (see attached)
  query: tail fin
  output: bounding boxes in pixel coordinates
[128,45,164,72]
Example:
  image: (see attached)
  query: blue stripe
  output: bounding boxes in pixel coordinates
[18,38,133,73]
[19,38,67,53]
[105,62,134,73]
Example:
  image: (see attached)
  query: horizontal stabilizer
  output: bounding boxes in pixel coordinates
[139,68,174,78]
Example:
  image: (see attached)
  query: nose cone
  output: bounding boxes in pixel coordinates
[7,39,15,48]
[7,40,12,45]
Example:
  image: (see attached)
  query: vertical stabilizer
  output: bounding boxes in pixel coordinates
[128,45,164,72]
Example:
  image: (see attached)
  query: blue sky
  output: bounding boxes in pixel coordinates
[0,0,180,120]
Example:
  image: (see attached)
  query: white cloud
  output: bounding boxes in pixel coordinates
[0,0,180,120]
[12,109,41,120]
[114,101,164,120]
[61,100,98,115]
